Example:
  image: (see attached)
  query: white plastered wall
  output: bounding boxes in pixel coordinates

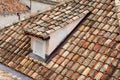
[30,18,83,59]
[19,0,51,13]
[47,18,82,56]
[0,13,30,29]
[31,36,47,59]
[0,0,51,29]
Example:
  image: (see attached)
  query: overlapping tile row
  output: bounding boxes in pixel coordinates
[24,0,89,38]
[0,0,28,15]
[0,20,31,56]
[115,0,120,33]
[0,0,120,80]
[0,70,21,80]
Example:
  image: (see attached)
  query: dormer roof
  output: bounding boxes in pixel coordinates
[24,0,89,39]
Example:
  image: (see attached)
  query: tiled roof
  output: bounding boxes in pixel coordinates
[0,0,120,80]
[24,0,89,39]
[0,0,28,15]
[115,0,120,28]
[0,70,21,80]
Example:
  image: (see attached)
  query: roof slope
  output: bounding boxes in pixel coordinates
[0,0,120,80]
[0,70,21,80]
[0,0,28,15]
[24,0,89,39]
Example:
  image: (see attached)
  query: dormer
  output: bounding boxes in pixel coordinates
[24,0,90,60]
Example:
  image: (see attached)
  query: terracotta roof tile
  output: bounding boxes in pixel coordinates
[0,0,28,15]
[24,0,89,39]
[0,70,21,80]
[0,0,120,80]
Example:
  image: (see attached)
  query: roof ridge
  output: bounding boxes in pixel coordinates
[31,0,59,5]
[29,0,73,18]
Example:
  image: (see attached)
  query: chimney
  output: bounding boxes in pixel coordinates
[24,0,90,60]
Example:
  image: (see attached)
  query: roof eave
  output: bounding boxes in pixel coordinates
[24,30,50,40]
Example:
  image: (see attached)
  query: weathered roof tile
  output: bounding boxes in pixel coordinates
[0,0,28,15]
[24,1,89,39]
[0,0,120,80]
